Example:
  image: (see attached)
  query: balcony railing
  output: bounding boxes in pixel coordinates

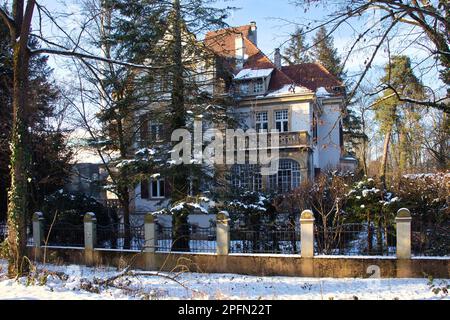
[278,131,311,148]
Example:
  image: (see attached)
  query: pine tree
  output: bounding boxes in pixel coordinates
[374,55,424,186]
[282,27,310,65]
[311,26,344,81]
[0,14,72,223]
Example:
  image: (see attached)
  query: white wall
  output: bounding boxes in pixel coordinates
[133,184,170,213]
[317,101,342,170]
[291,102,311,132]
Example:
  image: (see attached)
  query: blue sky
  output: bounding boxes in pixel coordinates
[34,0,443,96]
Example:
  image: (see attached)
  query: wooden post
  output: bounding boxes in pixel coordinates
[216,211,230,255]
[84,212,97,266]
[300,210,315,258]
[395,208,412,259]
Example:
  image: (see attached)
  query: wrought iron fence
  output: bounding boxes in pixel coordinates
[412,223,450,257]
[314,223,396,256]
[27,225,34,246]
[96,223,145,251]
[156,223,216,253]
[44,222,84,247]
[0,223,34,245]
[230,224,300,254]
[0,223,6,242]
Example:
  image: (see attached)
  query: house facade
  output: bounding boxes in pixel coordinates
[132,22,356,214]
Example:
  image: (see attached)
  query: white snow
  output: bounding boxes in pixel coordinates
[266,84,310,97]
[234,68,273,80]
[0,260,448,300]
[316,87,331,97]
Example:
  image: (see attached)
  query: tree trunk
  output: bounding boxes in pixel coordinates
[7,0,36,277]
[379,128,392,188]
[170,0,190,252]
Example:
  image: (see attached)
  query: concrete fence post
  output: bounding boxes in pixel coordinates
[84,212,97,266]
[144,213,156,253]
[32,212,45,260]
[300,210,315,258]
[216,211,230,255]
[144,213,157,270]
[395,208,412,259]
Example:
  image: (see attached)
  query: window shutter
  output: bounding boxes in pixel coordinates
[141,180,149,199]
[140,115,149,142]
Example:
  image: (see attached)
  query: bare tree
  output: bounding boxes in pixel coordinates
[0,0,162,277]
[291,0,449,113]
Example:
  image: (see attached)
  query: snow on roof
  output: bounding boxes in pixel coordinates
[316,87,331,97]
[234,68,274,80]
[266,84,310,97]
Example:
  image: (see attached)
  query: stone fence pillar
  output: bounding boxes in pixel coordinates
[216,211,230,256]
[84,212,97,266]
[395,208,412,259]
[144,213,156,253]
[144,213,157,270]
[32,212,45,260]
[300,210,315,258]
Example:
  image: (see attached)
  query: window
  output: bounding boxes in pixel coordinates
[267,159,302,193]
[151,179,165,198]
[256,112,268,131]
[275,110,289,132]
[230,164,262,191]
[240,82,249,95]
[150,123,163,141]
[253,79,264,93]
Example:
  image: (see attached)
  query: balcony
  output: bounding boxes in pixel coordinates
[278,131,311,148]
[243,131,311,150]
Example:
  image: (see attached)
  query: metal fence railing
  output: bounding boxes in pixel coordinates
[44,222,84,247]
[314,223,396,256]
[156,224,216,253]
[230,224,300,254]
[0,223,6,242]
[412,223,450,257]
[96,223,145,251]
[1,223,34,246]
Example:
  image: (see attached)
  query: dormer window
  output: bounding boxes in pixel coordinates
[254,79,264,94]
[240,82,249,95]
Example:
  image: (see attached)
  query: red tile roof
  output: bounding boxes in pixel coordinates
[281,63,342,92]
[205,25,343,94]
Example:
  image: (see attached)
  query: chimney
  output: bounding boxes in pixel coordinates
[248,21,257,46]
[235,34,245,70]
[274,48,281,69]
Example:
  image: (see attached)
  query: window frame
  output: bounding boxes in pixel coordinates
[275,109,289,133]
[253,79,264,94]
[150,179,166,199]
[255,111,269,132]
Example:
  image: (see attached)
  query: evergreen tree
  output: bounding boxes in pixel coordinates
[0,14,72,222]
[311,26,344,81]
[374,55,424,186]
[78,0,232,251]
[282,27,311,65]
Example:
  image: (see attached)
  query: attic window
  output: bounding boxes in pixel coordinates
[253,79,264,93]
[240,82,249,95]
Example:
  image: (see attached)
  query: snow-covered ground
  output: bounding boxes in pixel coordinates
[0,260,448,300]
